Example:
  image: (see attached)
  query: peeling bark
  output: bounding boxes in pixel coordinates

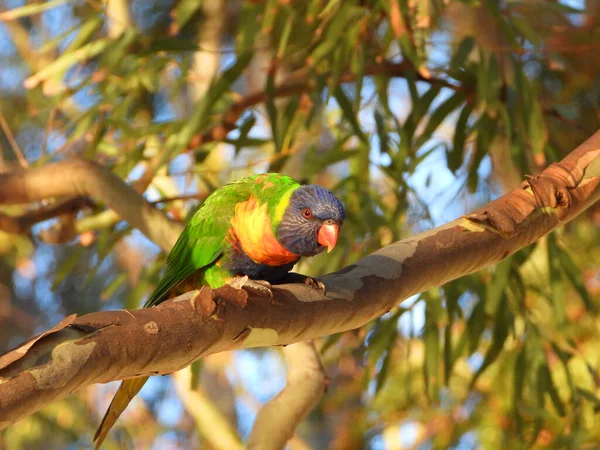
[0,130,599,429]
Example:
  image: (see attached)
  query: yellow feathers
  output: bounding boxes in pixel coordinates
[229,196,298,266]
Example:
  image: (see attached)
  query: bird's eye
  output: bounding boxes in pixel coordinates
[302,208,312,219]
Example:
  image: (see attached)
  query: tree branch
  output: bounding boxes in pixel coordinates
[0,159,181,252]
[187,60,463,149]
[172,367,243,450]
[247,341,326,450]
[0,129,599,430]
[0,196,93,236]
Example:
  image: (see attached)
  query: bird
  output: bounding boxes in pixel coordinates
[93,172,345,448]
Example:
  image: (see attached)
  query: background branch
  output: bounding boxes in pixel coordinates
[247,341,326,450]
[173,367,243,450]
[187,60,462,150]
[0,159,181,252]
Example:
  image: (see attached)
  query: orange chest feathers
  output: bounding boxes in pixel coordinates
[228,197,299,266]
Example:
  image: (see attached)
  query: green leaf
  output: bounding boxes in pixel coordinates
[469,297,512,389]
[417,91,466,147]
[265,67,280,152]
[237,2,261,51]
[485,257,513,315]
[541,363,566,417]
[404,85,441,140]
[486,54,502,110]
[304,145,357,179]
[82,226,131,289]
[320,332,343,354]
[475,49,488,107]
[167,53,253,156]
[52,246,86,290]
[64,15,104,54]
[555,244,596,313]
[375,75,392,115]
[453,296,486,357]
[529,97,548,156]
[351,44,365,111]
[423,293,442,400]
[277,14,294,59]
[512,16,541,46]
[450,37,476,73]
[448,102,474,173]
[0,0,71,21]
[374,343,394,396]
[310,4,361,65]
[172,0,202,31]
[25,39,111,89]
[576,388,600,412]
[443,285,460,384]
[141,38,199,54]
[367,309,405,395]
[547,234,566,325]
[374,110,390,156]
[367,310,404,365]
[101,273,127,301]
[497,103,513,147]
[190,360,203,390]
[513,344,527,435]
[334,85,368,144]
[467,113,497,192]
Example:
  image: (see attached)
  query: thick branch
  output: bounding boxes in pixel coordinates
[0,160,181,252]
[0,129,599,428]
[247,341,326,450]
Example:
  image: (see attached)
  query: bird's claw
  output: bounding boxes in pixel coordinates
[233,276,274,299]
[304,276,327,295]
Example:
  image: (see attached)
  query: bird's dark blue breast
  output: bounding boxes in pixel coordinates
[223,248,298,283]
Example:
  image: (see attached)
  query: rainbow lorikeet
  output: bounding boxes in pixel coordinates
[93,173,345,448]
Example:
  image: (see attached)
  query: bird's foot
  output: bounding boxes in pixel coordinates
[303,276,327,295]
[277,272,327,295]
[243,279,274,299]
[230,276,274,300]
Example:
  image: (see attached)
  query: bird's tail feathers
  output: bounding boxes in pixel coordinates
[93,376,149,449]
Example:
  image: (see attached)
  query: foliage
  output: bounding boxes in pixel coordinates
[0,0,599,449]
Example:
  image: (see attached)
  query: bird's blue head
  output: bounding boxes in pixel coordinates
[277,184,345,257]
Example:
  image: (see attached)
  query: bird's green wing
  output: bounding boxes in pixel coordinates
[144,231,223,307]
[144,181,248,308]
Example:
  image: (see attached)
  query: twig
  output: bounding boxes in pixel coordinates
[0,197,94,236]
[0,109,28,168]
[40,108,58,159]
[150,193,208,205]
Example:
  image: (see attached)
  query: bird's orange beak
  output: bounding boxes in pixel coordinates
[318,223,339,253]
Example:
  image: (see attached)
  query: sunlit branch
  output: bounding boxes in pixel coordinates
[0,159,181,252]
[0,128,598,434]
